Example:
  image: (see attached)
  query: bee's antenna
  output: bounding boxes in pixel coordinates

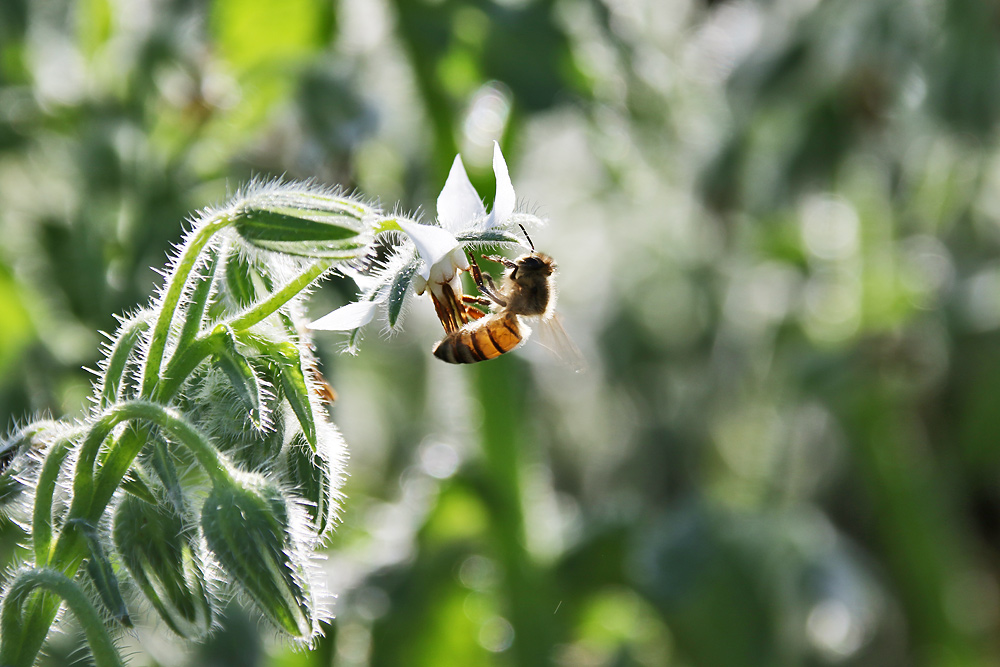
[518,224,535,251]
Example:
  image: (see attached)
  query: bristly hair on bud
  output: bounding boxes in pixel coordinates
[201,476,321,639]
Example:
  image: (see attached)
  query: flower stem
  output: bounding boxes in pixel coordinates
[141,217,231,396]
[228,259,333,332]
[32,436,74,566]
[0,569,124,667]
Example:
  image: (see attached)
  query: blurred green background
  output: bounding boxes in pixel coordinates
[2,0,1000,665]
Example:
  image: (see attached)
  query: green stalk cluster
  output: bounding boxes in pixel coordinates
[0,181,380,667]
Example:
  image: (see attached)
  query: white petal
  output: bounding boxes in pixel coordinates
[487,140,515,228]
[437,154,486,232]
[398,221,460,280]
[308,300,379,331]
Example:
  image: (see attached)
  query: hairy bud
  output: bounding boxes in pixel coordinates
[114,496,213,639]
[231,188,373,259]
[201,478,314,637]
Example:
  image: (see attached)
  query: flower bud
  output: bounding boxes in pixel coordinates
[231,188,372,259]
[201,479,314,637]
[113,495,213,639]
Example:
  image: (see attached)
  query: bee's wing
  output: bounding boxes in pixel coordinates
[531,314,587,373]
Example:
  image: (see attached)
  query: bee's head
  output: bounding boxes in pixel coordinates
[513,253,555,280]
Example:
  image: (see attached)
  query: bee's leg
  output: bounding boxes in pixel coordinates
[467,253,508,307]
[480,254,520,283]
[460,295,490,320]
[461,295,492,307]
[481,254,518,270]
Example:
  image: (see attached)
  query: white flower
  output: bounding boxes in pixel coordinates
[309,141,537,347]
[404,140,516,296]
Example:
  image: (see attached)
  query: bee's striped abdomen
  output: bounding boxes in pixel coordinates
[433,314,522,364]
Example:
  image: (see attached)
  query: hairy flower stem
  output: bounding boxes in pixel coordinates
[228,259,334,332]
[10,402,230,667]
[0,569,124,667]
[141,216,232,396]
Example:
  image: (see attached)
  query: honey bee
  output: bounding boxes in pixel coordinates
[431,228,583,370]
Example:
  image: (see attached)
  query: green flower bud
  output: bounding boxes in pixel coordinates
[113,495,213,639]
[201,478,314,637]
[231,188,372,259]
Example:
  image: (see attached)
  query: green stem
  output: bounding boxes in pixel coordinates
[52,402,225,568]
[141,217,231,396]
[100,314,152,408]
[152,329,225,403]
[0,569,124,667]
[32,437,74,566]
[228,259,333,332]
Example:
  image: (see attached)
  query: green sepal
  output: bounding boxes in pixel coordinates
[275,343,317,450]
[213,326,264,428]
[244,336,317,450]
[201,480,313,637]
[100,313,152,408]
[72,519,132,627]
[0,421,56,508]
[387,261,418,328]
[235,210,360,242]
[119,468,158,505]
[0,473,23,508]
[456,228,526,246]
[147,437,187,515]
[224,251,258,309]
[114,495,214,639]
[232,195,368,258]
[283,431,336,538]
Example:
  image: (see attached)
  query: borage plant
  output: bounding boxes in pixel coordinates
[0,143,540,666]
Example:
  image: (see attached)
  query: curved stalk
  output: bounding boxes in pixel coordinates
[141,217,231,396]
[32,437,74,566]
[228,259,333,332]
[0,569,124,667]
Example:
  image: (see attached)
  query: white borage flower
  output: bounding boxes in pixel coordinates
[309,141,541,351]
